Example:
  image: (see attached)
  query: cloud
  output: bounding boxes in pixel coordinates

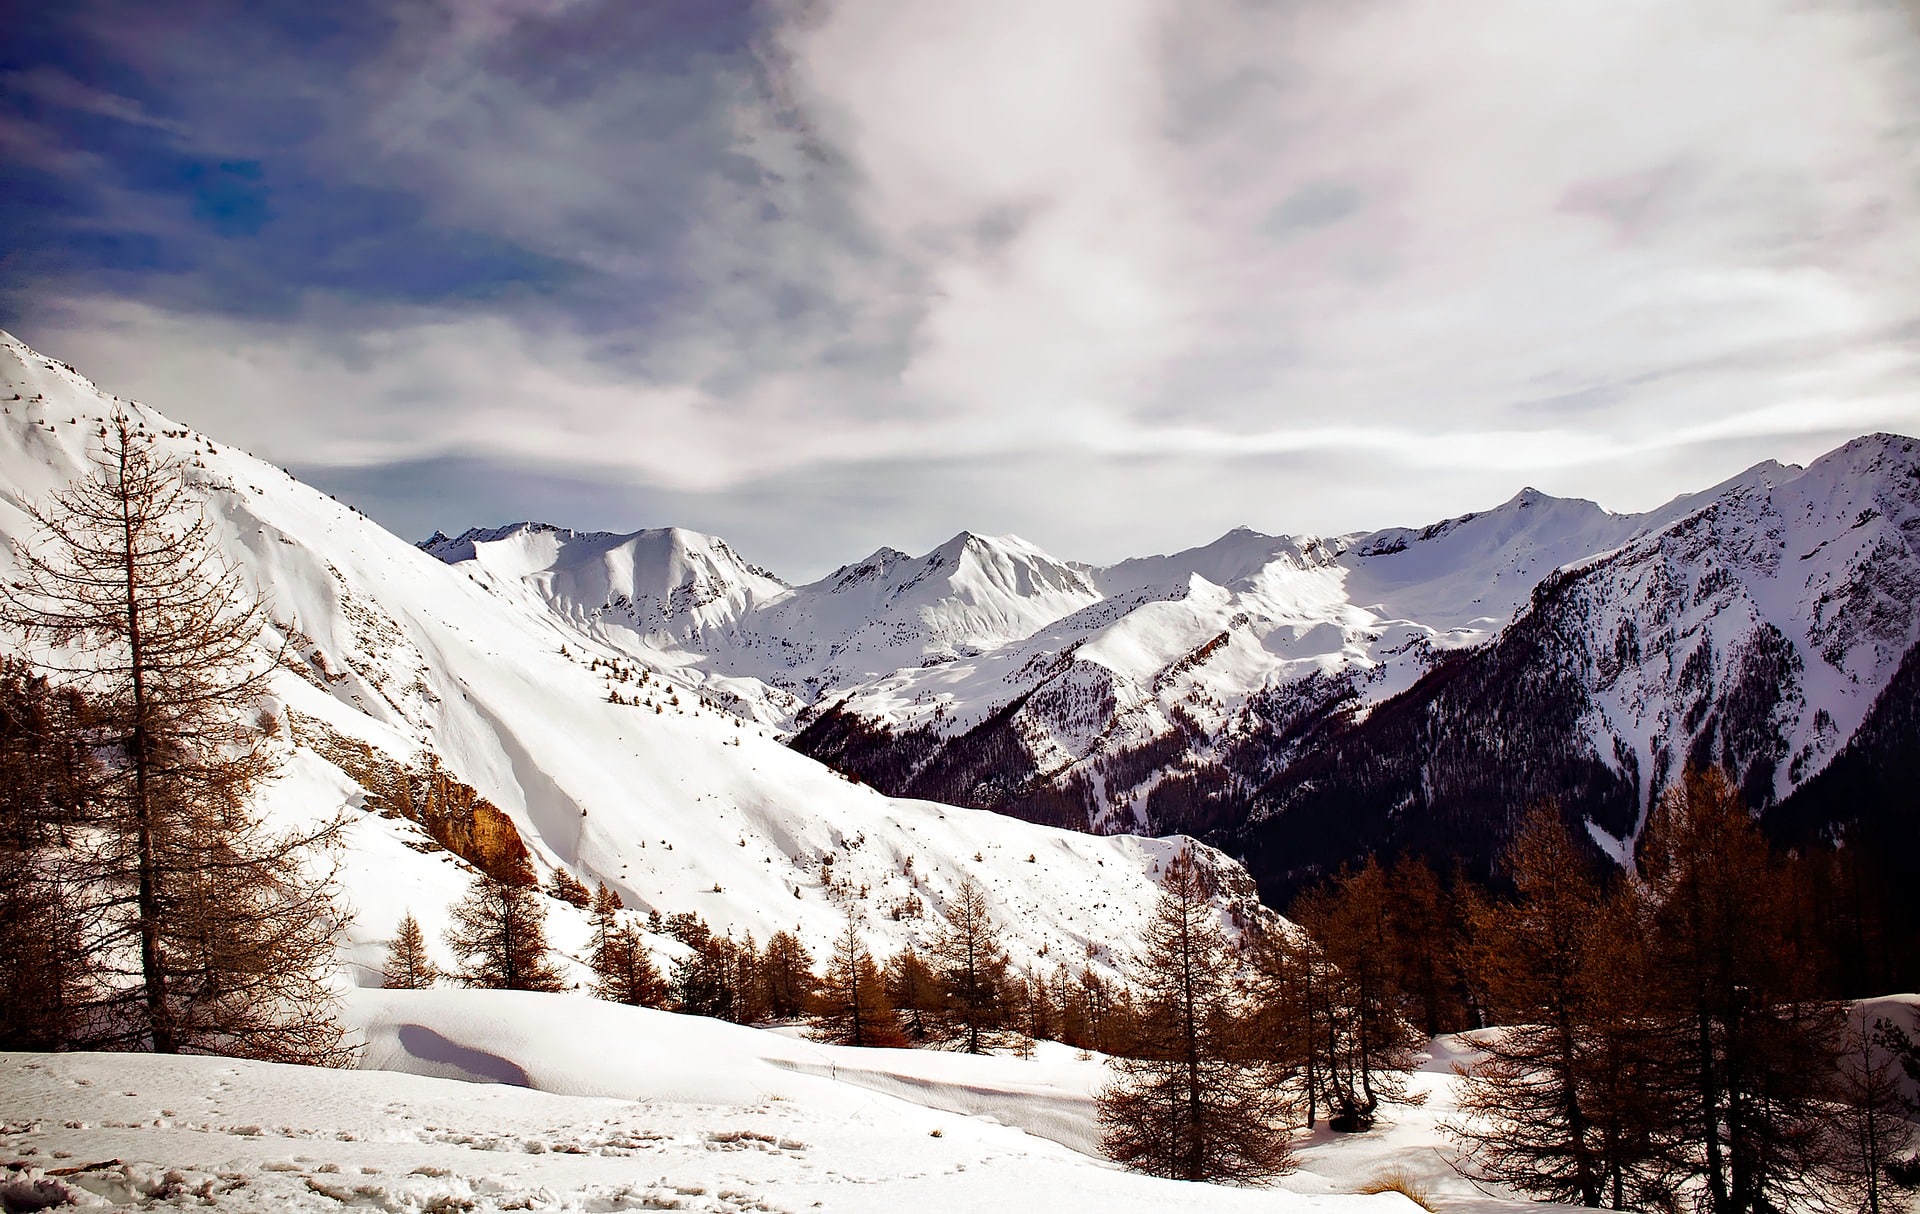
[4,0,1918,571]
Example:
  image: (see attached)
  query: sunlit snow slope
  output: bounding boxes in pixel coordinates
[0,332,1265,985]
[427,425,1912,854]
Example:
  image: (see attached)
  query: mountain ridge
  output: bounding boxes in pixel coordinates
[410,426,1920,902]
[0,330,1271,988]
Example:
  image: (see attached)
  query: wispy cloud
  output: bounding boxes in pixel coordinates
[4,0,1917,574]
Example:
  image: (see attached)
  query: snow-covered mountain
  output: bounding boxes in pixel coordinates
[422,521,1105,722]
[1231,434,1920,891]
[0,332,1268,986]
[419,425,1918,898]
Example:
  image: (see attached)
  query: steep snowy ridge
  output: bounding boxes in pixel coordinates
[1236,432,1920,893]
[421,430,1919,867]
[0,331,1267,987]
[1562,432,1920,813]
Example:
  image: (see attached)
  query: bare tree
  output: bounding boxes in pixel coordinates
[1099,849,1295,1183]
[445,856,567,992]
[811,907,903,1048]
[1827,1011,1919,1214]
[382,912,439,990]
[3,413,347,1063]
[931,878,1010,1052]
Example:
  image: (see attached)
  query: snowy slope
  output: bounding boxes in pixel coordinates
[1546,433,1920,824]
[1236,433,1920,893]
[434,459,1894,838]
[0,332,1265,982]
[0,987,1580,1213]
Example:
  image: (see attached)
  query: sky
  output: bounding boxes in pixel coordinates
[3,0,1918,580]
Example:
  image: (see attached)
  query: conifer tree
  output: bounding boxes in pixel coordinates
[1052,962,1093,1051]
[588,882,622,962]
[1828,1011,1919,1214]
[812,908,904,1048]
[1450,805,1678,1208]
[1386,854,1467,1036]
[1640,767,1843,1214]
[0,657,98,1050]
[382,912,439,990]
[1072,962,1128,1055]
[1292,859,1423,1130]
[547,867,591,909]
[1098,850,1295,1182]
[728,933,770,1025]
[884,944,942,1042]
[671,931,743,1020]
[931,878,1010,1052]
[762,930,818,1021]
[583,884,665,1009]
[3,413,347,1063]
[1248,926,1336,1129]
[1009,968,1053,1055]
[445,857,566,991]
[593,923,668,1007]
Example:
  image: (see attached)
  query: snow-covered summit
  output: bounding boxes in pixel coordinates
[0,331,1266,984]
[412,426,1917,844]
[423,520,790,647]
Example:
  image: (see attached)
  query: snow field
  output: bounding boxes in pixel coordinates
[2,988,1522,1213]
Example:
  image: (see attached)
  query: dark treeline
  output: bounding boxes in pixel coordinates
[1095,767,1920,1211]
[400,865,1140,1060]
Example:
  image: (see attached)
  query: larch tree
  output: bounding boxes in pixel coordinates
[546,867,591,909]
[670,930,759,1022]
[0,656,99,1050]
[1292,859,1423,1131]
[2,413,347,1064]
[1248,926,1335,1130]
[382,912,439,990]
[1827,1011,1919,1214]
[1450,804,1678,1208]
[883,943,942,1042]
[761,930,818,1021]
[586,883,665,1008]
[588,882,622,964]
[593,927,668,1008]
[811,908,903,1048]
[1098,849,1295,1183]
[1386,854,1467,1037]
[1640,767,1843,1214]
[444,856,567,992]
[931,878,1010,1052]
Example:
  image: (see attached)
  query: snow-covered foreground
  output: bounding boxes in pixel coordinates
[1,990,1546,1213]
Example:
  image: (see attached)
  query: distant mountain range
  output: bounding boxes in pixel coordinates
[0,331,1268,986]
[6,328,1909,923]
[419,435,1920,901]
